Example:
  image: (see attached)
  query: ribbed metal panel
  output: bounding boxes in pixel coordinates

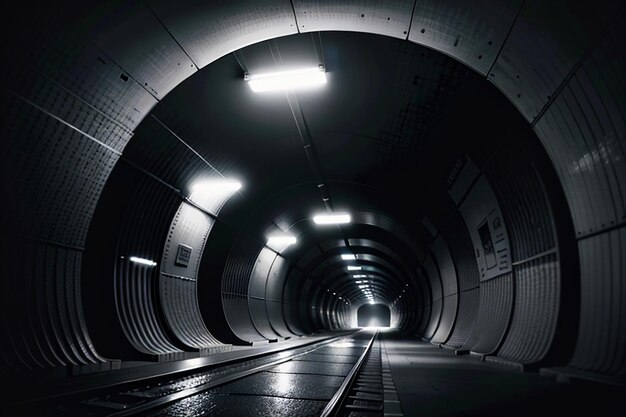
[497,254,559,364]
[115,180,181,355]
[159,203,221,349]
[222,294,264,342]
[409,0,521,75]
[0,242,103,373]
[431,236,458,296]
[293,0,414,39]
[147,0,297,69]
[486,145,557,261]
[0,6,156,372]
[221,237,265,342]
[490,1,621,121]
[445,288,480,348]
[299,280,315,334]
[248,248,276,299]
[444,214,480,291]
[431,295,458,344]
[283,270,305,335]
[440,214,480,347]
[533,19,626,237]
[423,255,442,301]
[265,256,294,337]
[571,228,626,377]
[248,248,280,339]
[422,254,442,340]
[428,236,458,344]
[1,91,121,246]
[465,274,514,354]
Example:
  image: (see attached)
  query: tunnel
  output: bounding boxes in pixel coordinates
[357,304,390,328]
[1,1,625,416]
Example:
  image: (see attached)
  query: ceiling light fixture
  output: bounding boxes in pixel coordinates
[341,254,356,260]
[313,212,351,225]
[189,179,242,212]
[347,266,362,271]
[353,274,366,278]
[245,66,326,93]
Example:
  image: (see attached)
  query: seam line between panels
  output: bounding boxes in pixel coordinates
[3,87,123,156]
[530,4,626,128]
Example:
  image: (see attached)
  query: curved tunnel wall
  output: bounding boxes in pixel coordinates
[1,0,624,383]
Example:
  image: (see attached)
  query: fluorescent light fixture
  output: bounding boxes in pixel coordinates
[189,179,242,213]
[245,66,326,93]
[355,281,363,284]
[341,254,356,260]
[129,256,157,267]
[313,212,351,225]
[266,235,297,246]
[347,266,362,271]
[353,274,366,278]
[358,285,368,288]
[191,179,241,194]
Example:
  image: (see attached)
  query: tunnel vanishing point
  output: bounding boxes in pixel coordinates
[1,1,625,415]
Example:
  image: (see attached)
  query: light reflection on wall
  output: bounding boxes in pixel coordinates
[188,178,242,214]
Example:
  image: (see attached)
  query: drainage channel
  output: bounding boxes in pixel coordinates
[13,330,378,417]
[321,330,383,417]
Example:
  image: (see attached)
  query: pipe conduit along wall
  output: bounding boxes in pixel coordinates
[1,0,624,386]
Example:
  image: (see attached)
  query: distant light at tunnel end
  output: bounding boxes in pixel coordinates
[245,66,326,93]
[313,212,351,225]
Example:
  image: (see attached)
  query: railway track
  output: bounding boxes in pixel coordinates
[10,330,383,417]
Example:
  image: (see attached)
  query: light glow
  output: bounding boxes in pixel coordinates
[341,254,356,260]
[129,256,157,267]
[266,235,297,246]
[245,66,327,93]
[347,266,362,271]
[353,274,367,278]
[189,179,242,213]
[313,213,351,225]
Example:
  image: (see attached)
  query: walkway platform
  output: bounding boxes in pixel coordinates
[381,331,626,416]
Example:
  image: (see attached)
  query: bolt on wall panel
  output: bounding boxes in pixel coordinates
[75,1,197,99]
[490,0,621,121]
[293,0,414,39]
[409,0,521,75]
[160,202,221,348]
[147,0,298,69]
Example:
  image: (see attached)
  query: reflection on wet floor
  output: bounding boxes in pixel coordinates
[144,333,374,417]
